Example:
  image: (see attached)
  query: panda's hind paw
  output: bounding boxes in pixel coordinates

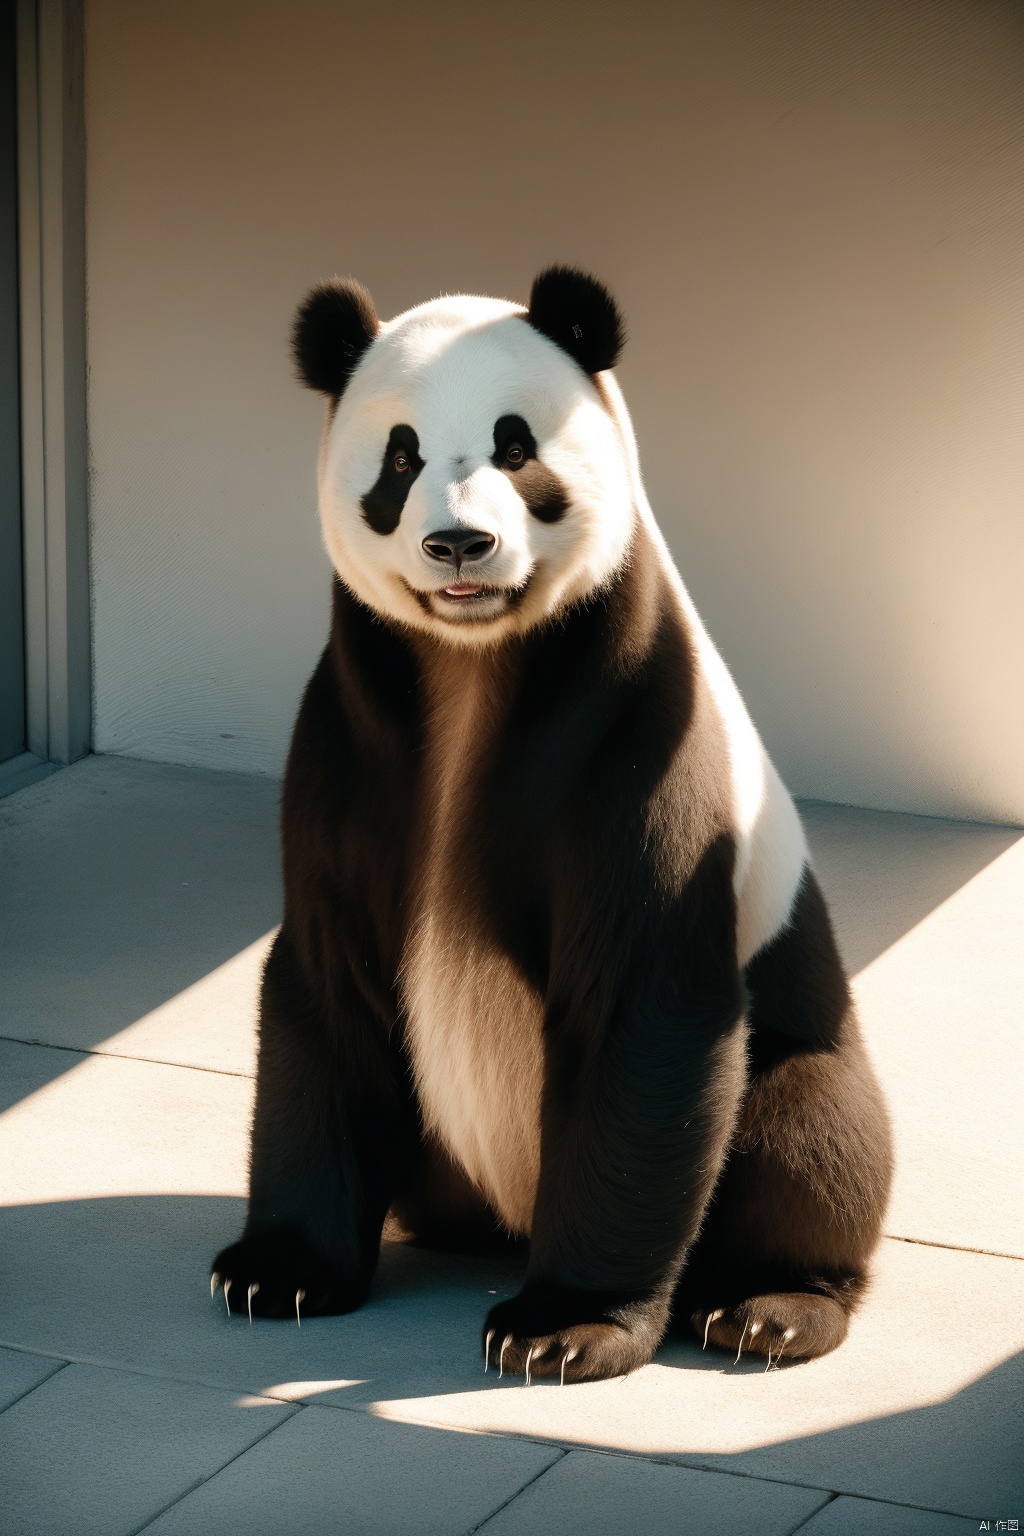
[693,1292,849,1364]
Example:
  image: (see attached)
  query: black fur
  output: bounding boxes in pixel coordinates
[361,424,424,534]
[491,415,570,523]
[292,278,379,398]
[213,523,891,1379]
[526,266,625,374]
[674,869,893,1361]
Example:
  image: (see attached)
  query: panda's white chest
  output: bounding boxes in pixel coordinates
[402,909,545,1235]
[399,668,545,1236]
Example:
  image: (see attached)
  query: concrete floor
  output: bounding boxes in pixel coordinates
[0,754,1021,1535]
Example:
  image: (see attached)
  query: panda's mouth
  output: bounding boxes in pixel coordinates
[436,580,478,599]
[431,582,513,623]
[402,575,531,624]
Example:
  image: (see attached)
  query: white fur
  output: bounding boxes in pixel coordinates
[595,373,808,962]
[403,915,544,1235]
[399,659,544,1235]
[318,296,634,646]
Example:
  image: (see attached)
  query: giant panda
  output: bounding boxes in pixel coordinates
[212,267,893,1382]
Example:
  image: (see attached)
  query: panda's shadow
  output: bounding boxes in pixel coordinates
[0,1192,804,1411]
[3,1193,1014,1514]
[362,1238,771,1392]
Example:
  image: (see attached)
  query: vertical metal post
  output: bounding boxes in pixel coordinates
[0,0,26,765]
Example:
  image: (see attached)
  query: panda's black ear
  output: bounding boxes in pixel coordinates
[292,279,379,397]
[526,266,625,374]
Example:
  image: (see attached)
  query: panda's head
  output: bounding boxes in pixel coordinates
[293,267,635,647]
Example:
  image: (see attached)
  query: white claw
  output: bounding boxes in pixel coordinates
[733,1318,749,1365]
[498,1334,511,1379]
[295,1288,305,1327]
[702,1309,723,1350]
[749,1321,762,1337]
[774,1326,795,1369]
[765,1347,772,1372]
[484,1328,495,1373]
[524,1346,534,1386]
[560,1348,578,1387]
[247,1282,260,1325]
[211,1272,220,1300]
[223,1278,232,1317]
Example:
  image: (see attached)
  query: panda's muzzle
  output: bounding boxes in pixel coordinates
[420,528,502,606]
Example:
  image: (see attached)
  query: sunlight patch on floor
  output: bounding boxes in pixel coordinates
[0,1049,253,1205]
[84,930,275,1078]
[237,1381,369,1406]
[851,836,1024,1256]
[363,1241,1024,1457]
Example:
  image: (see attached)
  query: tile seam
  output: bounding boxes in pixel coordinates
[127,1403,303,1536]
[0,1356,71,1416]
[0,1347,834,1497]
[885,1232,1023,1263]
[0,1338,302,1402]
[787,1491,840,1535]
[788,1487,993,1525]
[468,1448,569,1534]
[352,1409,838,1498]
[0,1032,255,1079]
[0,1341,1002,1519]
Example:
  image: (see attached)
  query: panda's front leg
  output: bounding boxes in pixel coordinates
[484,972,747,1382]
[212,928,415,1321]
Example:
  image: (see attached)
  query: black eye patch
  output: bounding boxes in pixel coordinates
[491,414,570,524]
[361,424,424,535]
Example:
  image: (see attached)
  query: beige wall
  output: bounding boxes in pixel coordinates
[85,0,1024,822]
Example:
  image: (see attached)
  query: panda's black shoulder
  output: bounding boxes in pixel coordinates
[283,582,419,813]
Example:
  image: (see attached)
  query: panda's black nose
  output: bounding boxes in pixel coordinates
[421,529,497,564]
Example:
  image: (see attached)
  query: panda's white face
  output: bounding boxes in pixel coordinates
[317,295,635,646]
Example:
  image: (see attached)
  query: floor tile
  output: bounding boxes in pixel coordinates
[93,933,270,1079]
[801,802,1020,976]
[0,1345,66,1411]
[804,805,1024,1258]
[0,1190,525,1403]
[365,1240,1024,1520]
[476,1449,828,1535]
[850,836,1024,1257]
[1,760,1021,1527]
[715,1339,1023,1523]
[0,1362,293,1536]
[0,754,279,1071]
[0,1038,252,1205]
[796,1494,984,1534]
[141,1404,561,1536]
[0,1045,1021,1520]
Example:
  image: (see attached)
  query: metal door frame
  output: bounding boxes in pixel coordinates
[1,0,88,797]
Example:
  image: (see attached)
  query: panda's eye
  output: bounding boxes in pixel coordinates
[505,443,525,467]
[393,453,410,473]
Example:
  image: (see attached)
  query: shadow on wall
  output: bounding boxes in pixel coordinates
[0,1194,1020,1524]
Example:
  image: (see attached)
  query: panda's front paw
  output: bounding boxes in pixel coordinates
[483,1286,661,1383]
[211,1229,367,1322]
